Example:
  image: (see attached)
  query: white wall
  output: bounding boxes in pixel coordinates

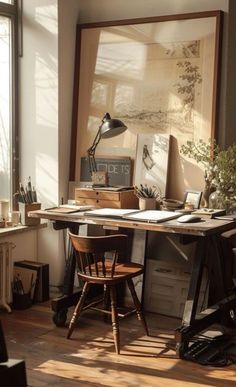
[20,0,80,285]
[9,0,233,287]
[0,230,38,262]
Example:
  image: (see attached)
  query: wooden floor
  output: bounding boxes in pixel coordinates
[1,302,236,387]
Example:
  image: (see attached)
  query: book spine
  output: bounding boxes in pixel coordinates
[0,321,8,363]
[41,265,49,301]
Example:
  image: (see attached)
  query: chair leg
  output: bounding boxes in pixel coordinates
[110,285,120,354]
[127,278,149,336]
[103,284,110,323]
[67,281,90,339]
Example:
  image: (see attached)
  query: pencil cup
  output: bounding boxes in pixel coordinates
[18,202,41,226]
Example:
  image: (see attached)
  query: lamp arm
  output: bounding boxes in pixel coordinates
[87,127,102,173]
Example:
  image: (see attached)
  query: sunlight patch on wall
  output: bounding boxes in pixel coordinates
[36,153,58,205]
[35,52,58,127]
[35,3,57,35]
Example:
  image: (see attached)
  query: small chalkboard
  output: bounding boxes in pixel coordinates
[80,157,132,186]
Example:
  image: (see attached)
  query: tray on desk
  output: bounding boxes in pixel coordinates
[46,205,94,213]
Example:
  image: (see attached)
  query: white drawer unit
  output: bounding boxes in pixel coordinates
[144,259,208,318]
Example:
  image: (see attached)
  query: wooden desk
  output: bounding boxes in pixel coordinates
[30,209,236,357]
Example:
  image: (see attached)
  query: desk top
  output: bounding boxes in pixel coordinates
[29,209,236,237]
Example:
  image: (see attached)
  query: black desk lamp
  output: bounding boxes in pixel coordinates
[87,112,127,186]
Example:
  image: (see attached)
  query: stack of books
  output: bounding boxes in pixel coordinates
[191,208,226,219]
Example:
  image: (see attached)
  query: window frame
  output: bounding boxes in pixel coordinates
[0,0,19,209]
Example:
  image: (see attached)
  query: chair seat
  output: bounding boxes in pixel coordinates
[78,262,144,284]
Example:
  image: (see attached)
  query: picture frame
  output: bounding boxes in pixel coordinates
[69,11,223,187]
[184,190,202,209]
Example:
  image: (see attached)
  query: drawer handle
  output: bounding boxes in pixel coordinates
[155,269,172,273]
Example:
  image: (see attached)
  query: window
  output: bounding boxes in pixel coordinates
[0,0,18,211]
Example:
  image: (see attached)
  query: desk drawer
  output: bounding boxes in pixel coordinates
[75,198,123,209]
[75,188,138,209]
[75,189,120,201]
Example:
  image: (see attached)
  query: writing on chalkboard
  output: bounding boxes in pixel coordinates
[80,157,132,186]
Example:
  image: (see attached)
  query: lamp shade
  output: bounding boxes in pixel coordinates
[100,113,127,139]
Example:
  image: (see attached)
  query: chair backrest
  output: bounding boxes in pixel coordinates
[68,232,127,279]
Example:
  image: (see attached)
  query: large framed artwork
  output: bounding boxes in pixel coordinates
[70,11,223,196]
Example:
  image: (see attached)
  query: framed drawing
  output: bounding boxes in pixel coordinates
[70,11,223,192]
[134,134,171,197]
[184,190,202,209]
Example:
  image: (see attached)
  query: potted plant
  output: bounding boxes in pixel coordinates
[134,184,162,210]
[180,139,236,213]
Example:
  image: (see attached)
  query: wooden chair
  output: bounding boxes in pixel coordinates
[67,232,149,354]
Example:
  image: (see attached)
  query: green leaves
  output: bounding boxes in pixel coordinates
[180,139,236,209]
[134,184,162,200]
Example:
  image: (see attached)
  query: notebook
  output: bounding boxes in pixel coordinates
[123,210,182,223]
[46,205,94,213]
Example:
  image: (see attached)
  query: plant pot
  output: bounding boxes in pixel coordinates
[139,198,156,210]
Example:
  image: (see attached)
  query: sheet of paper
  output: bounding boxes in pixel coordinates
[84,208,139,218]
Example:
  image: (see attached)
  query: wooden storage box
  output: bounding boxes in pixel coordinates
[75,188,138,209]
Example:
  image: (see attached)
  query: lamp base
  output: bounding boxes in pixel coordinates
[91,171,108,187]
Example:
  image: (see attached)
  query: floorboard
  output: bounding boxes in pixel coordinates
[0,302,236,387]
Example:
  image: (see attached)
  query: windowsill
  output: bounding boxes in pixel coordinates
[0,222,47,237]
